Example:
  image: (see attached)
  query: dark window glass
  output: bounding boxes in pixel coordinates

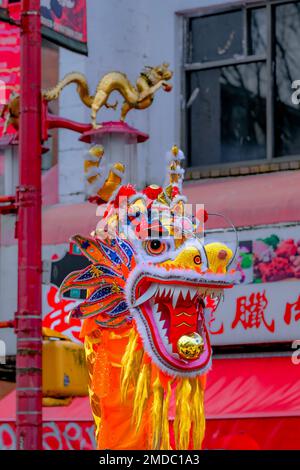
[275,2,300,157]
[249,7,267,55]
[189,10,244,63]
[187,62,266,166]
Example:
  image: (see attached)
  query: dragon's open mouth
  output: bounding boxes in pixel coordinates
[128,268,233,376]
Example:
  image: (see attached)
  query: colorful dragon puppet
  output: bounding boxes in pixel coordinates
[59,145,239,450]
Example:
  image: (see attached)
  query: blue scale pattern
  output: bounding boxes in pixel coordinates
[109,300,129,316]
[89,285,116,302]
[116,237,134,267]
[76,264,122,282]
[99,242,123,266]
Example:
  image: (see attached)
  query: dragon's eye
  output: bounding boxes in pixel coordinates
[145,239,167,256]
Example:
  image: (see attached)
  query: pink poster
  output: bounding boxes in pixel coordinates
[0,5,20,137]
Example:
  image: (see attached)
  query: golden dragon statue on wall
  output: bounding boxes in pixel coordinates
[0,63,173,131]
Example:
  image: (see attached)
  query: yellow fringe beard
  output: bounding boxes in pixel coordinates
[121,329,206,450]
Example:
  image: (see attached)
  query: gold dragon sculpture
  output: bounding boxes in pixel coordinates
[0,63,173,131]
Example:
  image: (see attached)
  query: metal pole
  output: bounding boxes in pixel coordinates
[16,0,42,450]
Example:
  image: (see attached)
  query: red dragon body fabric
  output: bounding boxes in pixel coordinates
[59,146,238,450]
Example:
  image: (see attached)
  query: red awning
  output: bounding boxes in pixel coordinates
[205,355,300,419]
[203,355,300,450]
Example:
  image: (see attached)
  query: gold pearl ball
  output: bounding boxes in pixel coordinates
[177,332,204,360]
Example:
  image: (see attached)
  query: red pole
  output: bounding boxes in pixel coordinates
[16,0,42,450]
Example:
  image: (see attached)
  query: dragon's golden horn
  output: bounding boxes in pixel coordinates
[97,162,125,202]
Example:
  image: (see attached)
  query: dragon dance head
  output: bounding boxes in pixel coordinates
[60,145,239,449]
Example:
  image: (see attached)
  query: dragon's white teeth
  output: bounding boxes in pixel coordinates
[151,283,210,307]
[133,283,157,307]
[164,286,171,297]
[190,288,198,300]
[157,285,165,297]
[180,287,189,300]
[172,288,181,308]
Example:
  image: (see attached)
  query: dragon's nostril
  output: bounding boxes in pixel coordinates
[218,250,228,260]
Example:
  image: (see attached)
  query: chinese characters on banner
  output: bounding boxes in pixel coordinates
[43,285,82,343]
[210,280,300,346]
[284,295,300,325]
[232,291,274,333]
[206,225,300,345]
[0,421,95,450]
[41,0,87,54]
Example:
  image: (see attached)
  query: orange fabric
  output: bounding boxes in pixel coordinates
[85,325,149,450]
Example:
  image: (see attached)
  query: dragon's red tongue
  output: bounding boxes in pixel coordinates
[157,297,200,353]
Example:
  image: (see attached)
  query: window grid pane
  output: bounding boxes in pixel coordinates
[185,1,300,168]
[187,63,267,167]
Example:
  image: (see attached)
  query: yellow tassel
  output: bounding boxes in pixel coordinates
[190,377,205,449]
[89,391,102,442]
[161,380,172,450]
[120,329,138,401]
[174,378,192,450]
[132,361,151,431]
[131,348,144,383]
[84,335,102,443]
[151,376,164,449]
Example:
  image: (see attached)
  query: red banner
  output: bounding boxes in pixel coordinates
[41,0,87,54]
[0,421,95,450]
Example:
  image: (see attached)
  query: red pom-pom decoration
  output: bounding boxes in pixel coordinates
[113,184,137,208]
[171,186,180,198]
[142,185,162,201]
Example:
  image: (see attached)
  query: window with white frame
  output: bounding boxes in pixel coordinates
[183,0,300,168]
